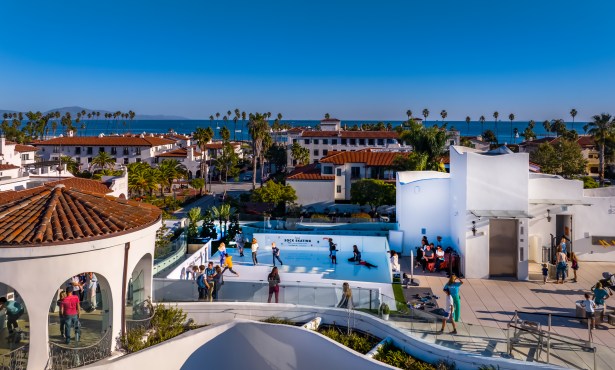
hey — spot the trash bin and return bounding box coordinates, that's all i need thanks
[575,300,587,318]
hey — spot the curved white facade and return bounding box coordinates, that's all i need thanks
[0,220,159,370]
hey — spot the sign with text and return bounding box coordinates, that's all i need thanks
[282,236,316,248]
[592,236,615,247]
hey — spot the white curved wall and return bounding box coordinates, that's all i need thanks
[0,220,159,370]
[84,320,393,370]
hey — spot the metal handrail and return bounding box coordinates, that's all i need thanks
[0,345,28,370]
[48,327,112,369]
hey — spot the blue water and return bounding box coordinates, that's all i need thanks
[71,119,586,144]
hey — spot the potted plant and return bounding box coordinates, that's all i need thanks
[380,303,390,321]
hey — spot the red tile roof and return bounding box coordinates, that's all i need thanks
[34,136,175,147]
[301,130,399,139]
[321,118,341,123]
[205,142,241,149]
[14,144,38,152]
[287,163,334,181]
[287,127,304,134]
[0,164,19,170]
[319,149,404,166]
[0,185,160,246]
[44,178,113,194]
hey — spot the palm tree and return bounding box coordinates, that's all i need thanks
[60,155,79,175]
[422,109,429,124]
[248,113,270,189]
[210,204,236,239]
[233,108,240,141]
[209,115,214,129]
[90,151,116,171]
[479,115,486,139]
[324,113,330,119]
[399,125,449,171]
[543,120,551,137]
[584,114,615,186]
[465,116,471,136]
[406,110,412,120]
[189,178,205,196]
[570,109,578,131]
[291,142,309,166]
[493,111,499,138]
[157,159,188,195]
[194,127,214,185]
[508,113,515,142]
[440,110,447,124]
[127,162,159,197]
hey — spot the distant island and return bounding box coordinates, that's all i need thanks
[0,106,191,120]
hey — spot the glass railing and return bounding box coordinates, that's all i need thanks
[153,278,380,310]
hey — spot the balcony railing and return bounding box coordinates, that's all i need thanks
[47,327,112,369]
[0,345,28,370]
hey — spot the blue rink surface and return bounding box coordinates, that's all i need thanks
[214,248,392,284]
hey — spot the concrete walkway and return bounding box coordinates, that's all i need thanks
[395,257,615,369]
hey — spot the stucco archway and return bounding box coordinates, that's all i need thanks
[0,283,29,367]
[127,253,153,321]
[47,272,113,347]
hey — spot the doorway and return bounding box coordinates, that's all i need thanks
[489,219,518,277]
[556,214,572,253]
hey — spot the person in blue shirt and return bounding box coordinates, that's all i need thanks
[444,275,463,322]
[592,282,611,321]
[0,297,25,334]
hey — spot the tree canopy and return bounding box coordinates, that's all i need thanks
[251,180,297,211]
[350,179,395,213]
[530,139,587,178]
[399,121,448,171]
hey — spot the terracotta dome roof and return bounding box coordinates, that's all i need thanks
[0,185,161,246]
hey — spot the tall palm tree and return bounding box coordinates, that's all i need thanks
[493,111,499,138]
[248,113,270,190]
[422,109,429,124]
[479,115,486,139]
[291,142,309,166]
[233,108,240,141]
[465,116,471,136]
[543,120,551,138]
[194,127,214,184]
[209,115,214,129]
[241,111,247,141]
[440,110,447,124]
[584,114,615,186]
[406,110,412,120]
[570,108,578,131]
[508,113,515,142]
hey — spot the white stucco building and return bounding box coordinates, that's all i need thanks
[396,145,615,280]
[0,183,161,369]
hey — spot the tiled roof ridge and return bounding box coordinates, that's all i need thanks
[32,186,62,242]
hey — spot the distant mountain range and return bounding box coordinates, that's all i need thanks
[0,106,191,120]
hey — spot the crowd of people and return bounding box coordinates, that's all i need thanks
[416,236,449,274]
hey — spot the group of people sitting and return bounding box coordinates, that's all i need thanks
[416,236,447,273]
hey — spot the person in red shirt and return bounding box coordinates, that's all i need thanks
[59,288,81,344]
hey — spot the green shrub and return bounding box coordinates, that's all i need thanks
[319,328,377,354]
[351,212,371,219]
[120,304,190,353]
[381,303,390,314]
[261,317,295,325]
[477,366,498,370]
[373,341,438,370]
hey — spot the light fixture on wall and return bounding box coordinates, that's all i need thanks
[472,221,477,236]
[546,209,552,223]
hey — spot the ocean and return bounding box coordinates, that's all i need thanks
[73,119,586,144]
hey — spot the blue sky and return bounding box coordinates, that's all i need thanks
[1,0,614,120]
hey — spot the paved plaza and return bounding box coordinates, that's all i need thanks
[395,257,615,369]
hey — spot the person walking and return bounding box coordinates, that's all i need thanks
[0,297,25,336]
[218,243,228,266]
[235,231,245,257]
[271,242,283,266]
[444,275,463,322]
[337,282,353,309]
[251,238,259,265]
[57,291,67,338]
[438,287,457,334]
[555,245,568,284]
[267,267,281,303]
[59,288,81,344]
[324,237,336,258]
[581,293,597,334]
